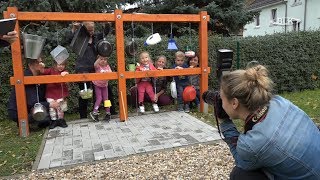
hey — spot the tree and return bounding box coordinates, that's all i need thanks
[125,0,255,36]
[0,0,122,54]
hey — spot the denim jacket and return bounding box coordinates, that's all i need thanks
[220,95,320,179]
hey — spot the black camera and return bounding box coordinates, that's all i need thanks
[203,49,233,119]
[202,90,229,119]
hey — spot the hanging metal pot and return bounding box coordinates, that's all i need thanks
[96,22,113,57]
[22,24,46,60]
[70,25,90,57]
[96,38,113,57]
[125,40,138,57]
[144,33,161,46]
[32,103,47,121]
[50,45,69,64]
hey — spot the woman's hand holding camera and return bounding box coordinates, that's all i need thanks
[202,90,230,120]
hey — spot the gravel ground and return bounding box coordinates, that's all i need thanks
[6,142,234,180]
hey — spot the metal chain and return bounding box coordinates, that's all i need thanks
[189,23,192,48]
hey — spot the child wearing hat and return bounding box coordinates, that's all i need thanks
[40,56,69,129]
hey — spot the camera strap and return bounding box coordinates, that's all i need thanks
[244,105,269,134]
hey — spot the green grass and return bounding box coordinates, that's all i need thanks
[281,89,320,124]
[0,88,319,177]
[0,120,45,176]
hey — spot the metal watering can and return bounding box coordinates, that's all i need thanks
[32,103,47,121]
[22,24,46,59]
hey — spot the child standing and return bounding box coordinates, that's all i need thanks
[172,51,190,112]
[188,53,200,110]
[41,59,69,129]
[90,55,112,122]
[135,51,159,113]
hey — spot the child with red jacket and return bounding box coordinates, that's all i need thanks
[135,51,159,113]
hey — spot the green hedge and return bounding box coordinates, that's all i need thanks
[1,31,319,119]
[207,31,320,92]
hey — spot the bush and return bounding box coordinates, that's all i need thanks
[207,31,320,92]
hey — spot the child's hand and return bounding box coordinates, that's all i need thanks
[61,72,69,76]
[157,67,163,70]
[189,65,194,68]
[154,94,159,102]
[175,66,183,69]
[39,62,45,68]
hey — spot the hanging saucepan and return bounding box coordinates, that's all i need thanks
[125,39,138,57]
[32,103,48,121]
[96,38,113,57]
[21,23,46,60]
[96,22,113,57]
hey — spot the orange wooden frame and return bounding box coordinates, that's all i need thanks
[4,7,210,137]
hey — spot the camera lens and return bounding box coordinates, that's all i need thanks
[202,90,216,105]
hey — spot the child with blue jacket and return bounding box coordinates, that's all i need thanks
[172,51,190,112]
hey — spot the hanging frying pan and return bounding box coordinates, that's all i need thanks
[96,23,113,57]
[125,22,138,57]
[125,40,138,56]
[96,39,113,57]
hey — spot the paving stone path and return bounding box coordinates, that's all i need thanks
[37,111,220,170]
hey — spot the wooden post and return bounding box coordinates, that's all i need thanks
[199,11,209,113]
[5,7,29,137]
[114,10,128,121]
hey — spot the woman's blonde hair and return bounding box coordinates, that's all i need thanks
[220,65,275,111]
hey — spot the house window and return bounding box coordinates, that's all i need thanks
[271,9,277,22]
[255,14,260,26]
[293,20,300,31]
[293,21,297,31]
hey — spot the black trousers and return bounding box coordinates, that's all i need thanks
[78,82,117,119]
[230,166,269,180]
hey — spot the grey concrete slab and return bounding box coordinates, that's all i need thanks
[36,111,220,170]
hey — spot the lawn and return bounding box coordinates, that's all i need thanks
[0,88,319,177]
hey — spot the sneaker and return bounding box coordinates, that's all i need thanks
[49,120,58,129]
[103,112,111,122]
[58,119,68,128]
[139,105,145,113]
[90,111,100,122]
[152,103,159,112]
[184,104,190,113]
[177,104,184,112]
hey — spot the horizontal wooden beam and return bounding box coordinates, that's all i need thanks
[124,68,208,78]
[10,68,210,85]
[7,12,206,23]
[10,72,118,85]
[122,14,201,22]
[15,12,115,21]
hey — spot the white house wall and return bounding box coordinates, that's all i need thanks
[305,0,320,31]
[243,4,286,37]
[243,0,320,37]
